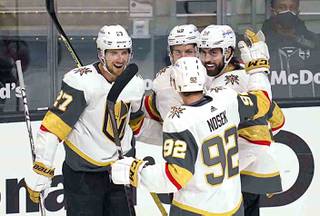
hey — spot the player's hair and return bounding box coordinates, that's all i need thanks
[229,57,243,70]
[169,43,197,53]
[271,0,299,8]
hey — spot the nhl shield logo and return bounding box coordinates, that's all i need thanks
[103,101,129,142]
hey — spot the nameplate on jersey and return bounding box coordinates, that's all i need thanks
[103,101,130,142]
[207,110,228,132]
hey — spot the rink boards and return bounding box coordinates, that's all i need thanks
[0,107,319,216]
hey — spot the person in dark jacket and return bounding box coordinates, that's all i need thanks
[262,0,320,100]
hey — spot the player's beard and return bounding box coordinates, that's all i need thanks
[204,61,225,77]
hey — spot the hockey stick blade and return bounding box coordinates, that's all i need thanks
[107,63,139,103]
[45,0,83,67]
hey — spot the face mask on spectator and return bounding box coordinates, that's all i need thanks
[273,10,299,29]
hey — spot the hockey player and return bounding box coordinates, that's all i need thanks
[129,24,201,205]
[132,24,200,141]
[111,56,272,216]
[24,25,145,216]
[198,25,285,215]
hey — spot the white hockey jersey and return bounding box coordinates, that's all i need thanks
[205,69,250,94]
[135,66,182,145]
[41,62,145,171]
[145,66,182,120]
[206,67,284,194]
[206,69,274,145]
[140,87,271,215]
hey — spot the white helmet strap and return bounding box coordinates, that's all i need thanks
[97,50,114,78]
[218,48,234,77]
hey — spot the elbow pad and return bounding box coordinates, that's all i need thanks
[34,127,60,168]
[140,163,178,193]
[247,72,272,100]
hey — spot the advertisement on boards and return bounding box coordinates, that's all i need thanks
[0,107,319,215]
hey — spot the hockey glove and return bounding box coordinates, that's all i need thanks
[24,161,54,203]
[111,157,149,187]
[238,29,270,74]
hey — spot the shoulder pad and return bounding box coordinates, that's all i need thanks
[63,65,96,91]
[207,86,237,97]
[155,66,170,78]
[153,66,173,92]
[224,68,246,74]
[163,105,190,133]
[167,105,186,120]
[207,85,228,94]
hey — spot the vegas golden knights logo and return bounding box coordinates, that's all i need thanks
[103,101,130,142]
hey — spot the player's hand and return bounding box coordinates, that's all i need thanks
[238,29,270,74]
[24,162,54,203]
[111,157,149,187]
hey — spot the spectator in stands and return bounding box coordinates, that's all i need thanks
[261,0,320,99]
[0,38,30,112]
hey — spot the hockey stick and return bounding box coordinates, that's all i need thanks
[142,158,168,216]
[16,60,46,216]
[45,0,82,67]
[107,64,168,216]
[45,2,136,212]
[45,0,166,213]
[107,63,139,216]
[107,64,138,160]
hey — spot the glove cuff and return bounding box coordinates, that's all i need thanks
[26,186,41,203]
[129,159,145,187]
[33,161,55,178]
[245,58,270,74]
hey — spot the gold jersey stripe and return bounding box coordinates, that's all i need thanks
[238,125,272,143]
[129,115,144,134]
[172,196,242,216]
[167,164,192,188]
[64,139,114,167]
[145,95,162,122]
[270,103,285,130]
[224,64,237,73]
[240,170,280,178]
[251,90,270,120]
[42,111,72,140]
